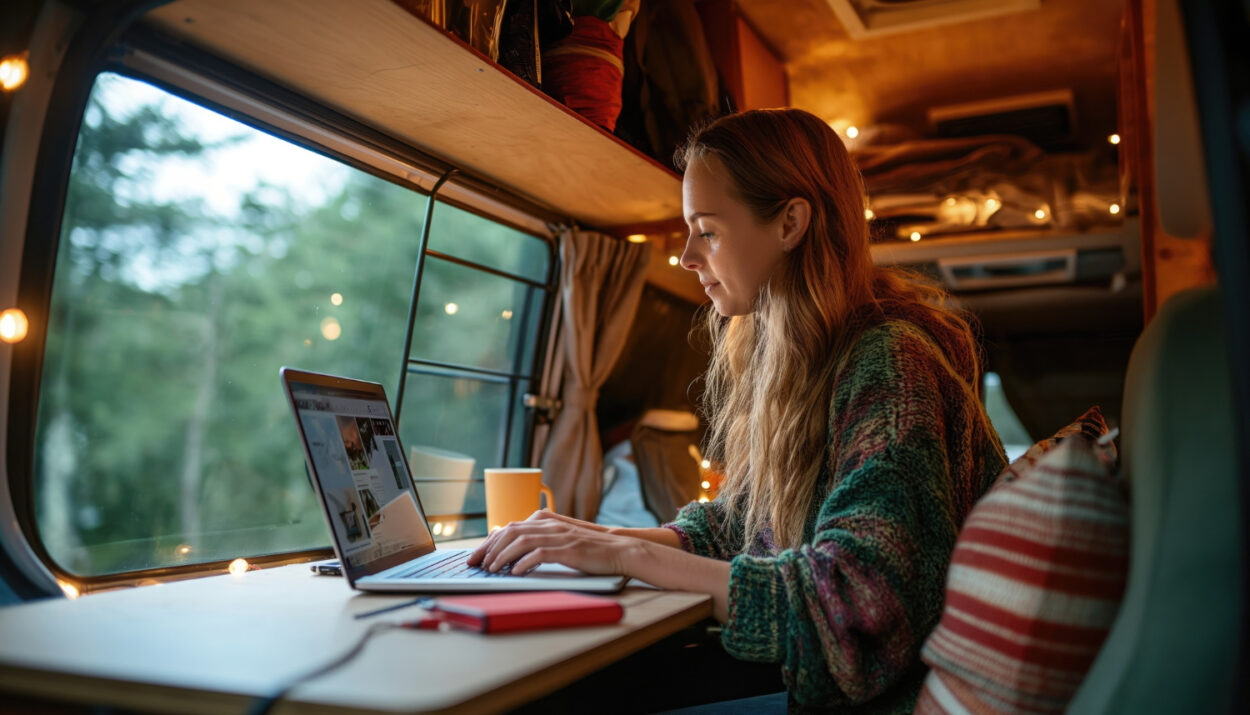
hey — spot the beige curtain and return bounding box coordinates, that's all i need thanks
[542,230,650,520]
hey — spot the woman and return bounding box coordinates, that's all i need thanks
[468,108,1007,712]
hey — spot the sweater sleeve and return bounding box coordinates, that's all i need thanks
[720,324,965,707]
[663,496,743,561]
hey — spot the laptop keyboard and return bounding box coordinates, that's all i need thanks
[387,550,514,580]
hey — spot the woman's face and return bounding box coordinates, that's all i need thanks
[680,155,790,316]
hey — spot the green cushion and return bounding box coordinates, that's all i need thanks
[1068,286,1242,713]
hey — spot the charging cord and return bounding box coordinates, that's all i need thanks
[247,622,402,715]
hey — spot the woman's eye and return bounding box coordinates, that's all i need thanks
[699,232,714,240]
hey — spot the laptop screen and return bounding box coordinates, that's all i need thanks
[284,370,435,581]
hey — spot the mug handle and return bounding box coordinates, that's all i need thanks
[539,484,555,513]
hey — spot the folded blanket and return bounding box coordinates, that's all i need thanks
[854,135,1044,193]
[543,15,624,130]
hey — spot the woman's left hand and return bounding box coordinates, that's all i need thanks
[469,512,645,576]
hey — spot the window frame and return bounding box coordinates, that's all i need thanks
[397,243,558,468]
[8,23,563,590]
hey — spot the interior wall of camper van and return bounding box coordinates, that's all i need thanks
[0,0,1246,710]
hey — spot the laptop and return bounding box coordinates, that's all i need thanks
[280,367,627,593]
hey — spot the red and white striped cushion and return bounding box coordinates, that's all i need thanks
[916,429,1127,714]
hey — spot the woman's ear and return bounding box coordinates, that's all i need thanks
[780,197,811,252]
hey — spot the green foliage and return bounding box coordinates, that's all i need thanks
[34,73,549,575]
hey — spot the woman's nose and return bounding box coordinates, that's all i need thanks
[679,237,701,271]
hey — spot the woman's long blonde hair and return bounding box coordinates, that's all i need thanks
[677,109,984,551]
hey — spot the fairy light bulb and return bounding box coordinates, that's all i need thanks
[57,579,80,599]
[0,53,29,92]
[0,308,29,343]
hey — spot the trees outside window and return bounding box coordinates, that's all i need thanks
[34,73,549,576]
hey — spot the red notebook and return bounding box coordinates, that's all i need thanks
[420,591,624,633]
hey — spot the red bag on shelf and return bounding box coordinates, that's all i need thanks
[542,15,625,131]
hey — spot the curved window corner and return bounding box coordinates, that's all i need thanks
[983,371,1032,462]
[33,71,551,577]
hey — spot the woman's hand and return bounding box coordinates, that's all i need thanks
[466,510,644,576]
[465,510,733,621]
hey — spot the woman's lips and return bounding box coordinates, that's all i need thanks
[702,281,720,293]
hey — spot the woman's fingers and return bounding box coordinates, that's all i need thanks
[480,519,566,570]
[466,533,493,565]
[487,532,554,572]
[477,524,521,569]
[510,545,560,575]
[466,525,508,565]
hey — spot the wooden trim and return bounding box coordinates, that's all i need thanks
[1123,0,1157,323]
[605,218,689,241]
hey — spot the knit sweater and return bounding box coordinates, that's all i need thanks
[665,318,1007,713]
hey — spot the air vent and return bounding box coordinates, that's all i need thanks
[826,0,1041,39]
[928,89,1077,147]
[938,249,1076,291]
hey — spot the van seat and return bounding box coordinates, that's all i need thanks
[1068,285,1243,712]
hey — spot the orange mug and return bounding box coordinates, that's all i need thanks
[483,468,554,532]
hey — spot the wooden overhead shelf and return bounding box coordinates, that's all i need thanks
[145,0,683,228]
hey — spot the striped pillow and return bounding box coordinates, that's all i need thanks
[916,430,1127,714]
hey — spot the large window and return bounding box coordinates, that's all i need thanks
[33,72,551,576]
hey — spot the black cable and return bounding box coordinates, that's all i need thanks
[246,622,401,715]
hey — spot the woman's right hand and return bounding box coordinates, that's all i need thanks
[465,509,607,568]
[465,510,642,575]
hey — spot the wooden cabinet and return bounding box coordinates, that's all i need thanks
[697,0,789,111]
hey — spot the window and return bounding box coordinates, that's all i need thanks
[33,72,551,576]
[396,201,553,540]
[983,371,1032,462]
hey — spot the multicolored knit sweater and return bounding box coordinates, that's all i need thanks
[666,317,1007,713]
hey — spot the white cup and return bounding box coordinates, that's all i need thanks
[408,445,475,480]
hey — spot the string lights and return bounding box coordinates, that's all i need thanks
[0,308,29,343]
[0,53,29,92]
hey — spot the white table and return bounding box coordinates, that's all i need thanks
[0,553,711,714]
